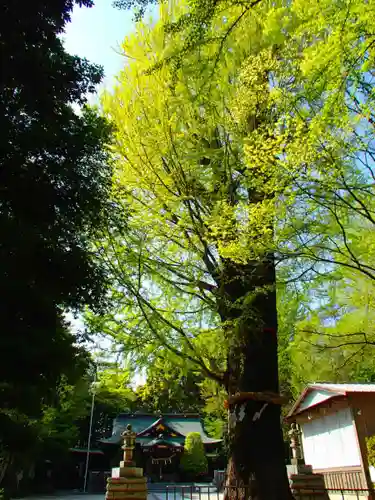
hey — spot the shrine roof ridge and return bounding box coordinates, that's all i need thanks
[99,412,222,446]
[116,413,202,418]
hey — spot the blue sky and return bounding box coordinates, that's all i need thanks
[62,0,136,100]
[62,0,129,349]
[62,0,134,336]
[62,1,146,384]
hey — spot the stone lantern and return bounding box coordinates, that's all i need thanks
[106,424,147,500]
[287,423,329,500]
[121,424,137,466]
[288,423,303,465]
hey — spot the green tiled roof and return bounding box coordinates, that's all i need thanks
[100,414,155,445]
[163,416,221,444]
[99,413,221,446]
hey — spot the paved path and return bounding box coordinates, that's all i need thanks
[22,488,223,500]
[21,489,369,500]
[24,495,104,500]
[149,490,223,500]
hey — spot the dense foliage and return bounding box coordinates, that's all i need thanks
[283,273,375,396]
[135,357,205,413]
[41,363,135,456]
[96,0,375,382]
[0,0,113,490]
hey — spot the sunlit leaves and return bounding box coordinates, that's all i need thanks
[95,0,375,400]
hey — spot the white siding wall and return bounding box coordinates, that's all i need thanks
[301,407,361,469]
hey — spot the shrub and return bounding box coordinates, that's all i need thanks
[180,432,208,477]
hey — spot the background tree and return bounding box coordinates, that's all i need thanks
[0,361,136,495]
[135,357,204,414]
[199,378,227,439]
[0,321,91,494]
[283,271,375,396]
[69,362,136,452]
[366,436,375,469]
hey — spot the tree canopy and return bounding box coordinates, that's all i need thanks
[92,0,374,389]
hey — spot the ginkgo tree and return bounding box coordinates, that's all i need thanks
[88,4,291,497]
[89,0,375,498]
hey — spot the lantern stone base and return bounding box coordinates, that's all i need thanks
[287,464,313,476]
[287,465,329,500]
[119,461,138,468]
[106,468,147,500]
[112,467,144,478]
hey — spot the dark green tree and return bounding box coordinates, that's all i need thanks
[40,364,135,458]
[0,0,113,479]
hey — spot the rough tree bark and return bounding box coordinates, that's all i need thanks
[219,258,293,500]
[0,452,12,485]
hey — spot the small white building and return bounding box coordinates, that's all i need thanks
[286,383,375,491]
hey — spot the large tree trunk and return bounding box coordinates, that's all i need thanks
[220,257,293,500]
[0,452,12,486]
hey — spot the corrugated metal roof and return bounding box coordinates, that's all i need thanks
[309,383,375,393]
[286,383,375,420]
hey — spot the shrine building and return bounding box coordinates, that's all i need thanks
[286,383,375,491]
[99,413,222,482]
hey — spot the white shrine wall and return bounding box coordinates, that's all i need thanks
[301,407,361,470]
